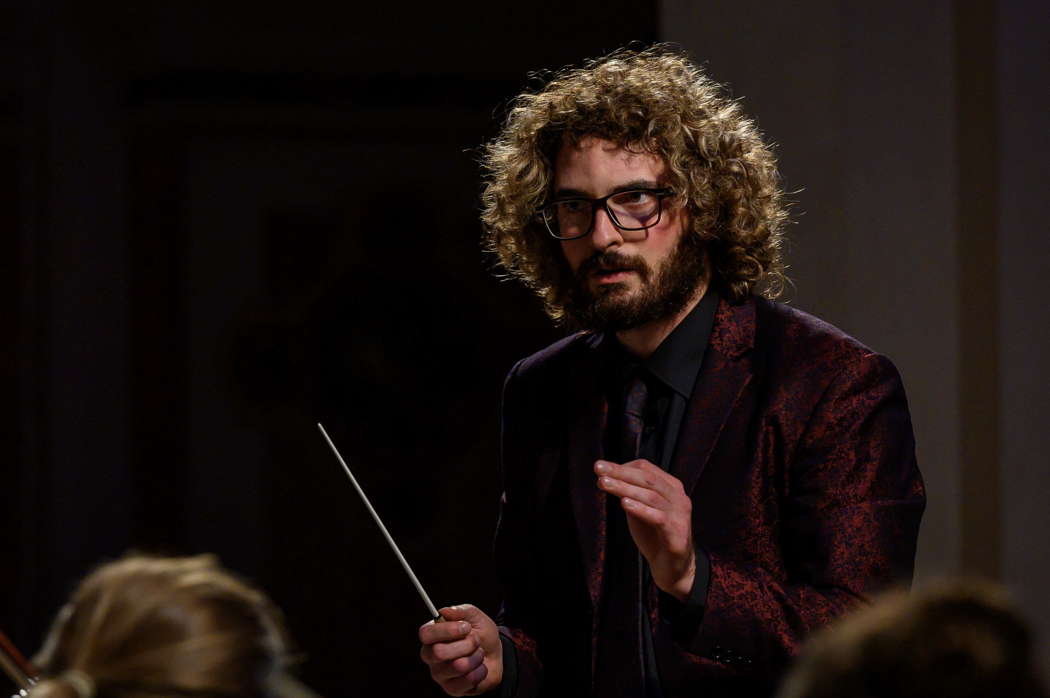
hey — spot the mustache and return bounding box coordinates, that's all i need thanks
[575,251,650,281]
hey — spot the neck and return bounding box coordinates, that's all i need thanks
[615,280,709,359]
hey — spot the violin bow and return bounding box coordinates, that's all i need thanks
[0,626,36,692]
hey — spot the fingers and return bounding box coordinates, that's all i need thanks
[597,473,668,509]
[594,459,685,503]
[419,614,477,669]
[419,618,472,645]
[442,661,489,696]
[419,605,502,696]
[594,459,693,539]
[420,629,484,695]
[620,495,667,525]
[429,646,485,681]
[419,606,494,695]
[438,604,482,623]
[451,647,486,677]
[421,633,479,666]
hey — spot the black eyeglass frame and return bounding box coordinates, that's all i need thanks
[538,187,676,241]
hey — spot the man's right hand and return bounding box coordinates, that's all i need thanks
[419,604,503,696]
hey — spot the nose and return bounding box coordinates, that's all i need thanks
[589,207,624,251]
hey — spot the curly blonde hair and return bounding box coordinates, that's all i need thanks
[481,44,788,322]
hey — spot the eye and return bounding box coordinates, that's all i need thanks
[613,190,656,206]
[557,200,588,214]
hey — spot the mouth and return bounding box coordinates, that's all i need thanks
[591,268,636,284]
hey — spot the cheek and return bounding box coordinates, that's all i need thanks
[560,240,589,272]
[651,214,688,255]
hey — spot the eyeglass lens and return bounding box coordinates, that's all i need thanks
[545,190,663,239]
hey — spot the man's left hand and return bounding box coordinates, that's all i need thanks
[595,459,696,601]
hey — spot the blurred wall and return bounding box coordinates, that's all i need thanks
[999,0,1050,673]
[4,2,655,695]
[664,0,1050,670]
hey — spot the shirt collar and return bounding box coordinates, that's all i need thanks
[642,288,720,398]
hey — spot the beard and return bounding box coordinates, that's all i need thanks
[561,231,708,332]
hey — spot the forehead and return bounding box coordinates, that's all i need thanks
[552,135,666,193]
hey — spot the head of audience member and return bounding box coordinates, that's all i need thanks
[481,43,788,329]
[29,554,311,698]
[777,581,1047,698]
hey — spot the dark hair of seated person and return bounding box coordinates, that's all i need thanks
[28,554,318,698]
[777,580,1048,698]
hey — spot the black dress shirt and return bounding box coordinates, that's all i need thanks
[602,289,719,696]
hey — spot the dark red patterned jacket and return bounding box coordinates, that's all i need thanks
[494,296,926,697]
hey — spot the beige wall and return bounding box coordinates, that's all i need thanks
[661,0,960,577]
[663,0,1049,670]
[999,0,1050,672]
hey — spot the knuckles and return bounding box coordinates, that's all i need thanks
[468,662,489,684]
[451,649,483,675]
[432,635,478,662]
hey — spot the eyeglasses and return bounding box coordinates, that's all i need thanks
[539,188,675,241]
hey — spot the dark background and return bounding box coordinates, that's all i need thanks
[3,1,1049,695]
[1,2,651,695]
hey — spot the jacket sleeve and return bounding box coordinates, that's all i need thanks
[676,351,926,670]
[491,359,544,697]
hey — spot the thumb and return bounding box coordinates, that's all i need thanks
[438,604,482,623]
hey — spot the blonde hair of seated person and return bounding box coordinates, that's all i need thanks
[28,554,310,698]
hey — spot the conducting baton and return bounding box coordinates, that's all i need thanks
[317,423,444,623]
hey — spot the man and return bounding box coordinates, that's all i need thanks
[418,45,925,698]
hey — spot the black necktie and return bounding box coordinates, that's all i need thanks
[620,373,648,464]
[595,372,648,697]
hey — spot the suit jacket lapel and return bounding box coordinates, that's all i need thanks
[671,298,756,495]
[563,335,609,613]
[559,298,756,612]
